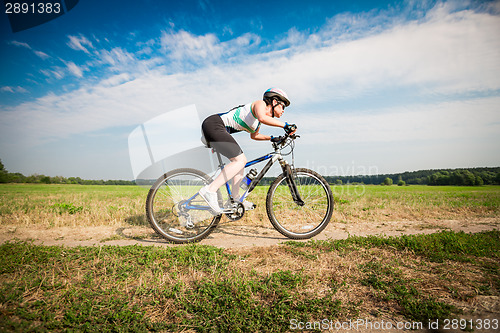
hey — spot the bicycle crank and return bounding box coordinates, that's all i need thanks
[223,201,245,221]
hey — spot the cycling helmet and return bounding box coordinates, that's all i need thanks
[263,87,290,107]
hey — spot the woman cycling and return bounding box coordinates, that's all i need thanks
[199,87,297,214]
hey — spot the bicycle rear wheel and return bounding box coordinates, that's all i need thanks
[146,168,221,243]
[266,168,333,239]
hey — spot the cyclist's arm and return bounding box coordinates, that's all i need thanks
[250,130,270,141]
[252,100,286,128]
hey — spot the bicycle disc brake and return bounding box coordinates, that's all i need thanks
[224,201,245,221]
[184,215,194,229]
[172,201,195,229]
[172,200,187,217]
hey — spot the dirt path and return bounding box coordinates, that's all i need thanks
[2,217,498,248]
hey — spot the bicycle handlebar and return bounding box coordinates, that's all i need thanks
[271,132,300,149]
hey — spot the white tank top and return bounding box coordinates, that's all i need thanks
[218,103,260,134]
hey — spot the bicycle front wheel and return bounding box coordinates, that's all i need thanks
[266,168,333,239]
[146,168,221,244]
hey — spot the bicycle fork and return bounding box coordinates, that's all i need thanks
[280,159,305,206]
[247,154,305,207]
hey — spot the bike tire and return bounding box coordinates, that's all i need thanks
[145,168,221,244]
[266,168,333,239]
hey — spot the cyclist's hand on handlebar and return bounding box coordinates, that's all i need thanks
[284,123,297,135]
[271,135,284,143]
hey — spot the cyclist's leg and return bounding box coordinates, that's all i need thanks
[230,158,245,196]
[201,115,246,193]
[208,153,246,192]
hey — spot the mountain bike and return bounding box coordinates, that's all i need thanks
[145,132,334,243]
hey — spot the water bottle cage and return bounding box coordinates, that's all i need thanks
[241,169,257,190]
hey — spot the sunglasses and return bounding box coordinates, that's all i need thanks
[275,100,286,110]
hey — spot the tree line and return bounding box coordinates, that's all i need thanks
[324,167,500,186]
[1,159,499,186]
[0,160,135,185]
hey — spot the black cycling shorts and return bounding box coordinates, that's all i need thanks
[201,114,243,159]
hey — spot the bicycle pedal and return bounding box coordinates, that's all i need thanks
[242,202,256,211]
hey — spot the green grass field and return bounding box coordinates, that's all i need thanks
[1,184,499,228]
[1,231,498,331]
[0,184,499,331]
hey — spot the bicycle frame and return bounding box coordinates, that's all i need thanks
[216,151,280,202]
[180,135,303,214]
[146,132,334,243]
[179,152,279,212]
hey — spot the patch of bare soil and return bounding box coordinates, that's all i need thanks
[1,217,498,248]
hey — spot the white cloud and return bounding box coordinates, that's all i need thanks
[10,40,51,60]
[34,50,50,60]
[99,73,132,87]
[294,97,500,145]
[52,68,65,80]
[161,30,222,61]
[0,86,15,93]
[97,47,136,70]
[1,86,28,93]
[277,28,307,48]
[10,40,31,49]
[281,7,500,102]
[1,1,499,170]
[160,30,261,66]
[67,35,94,54]
[65,61,84,78]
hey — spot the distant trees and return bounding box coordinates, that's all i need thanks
[323,167,500,186]
[1,157,499,187]
[0,160,7,183]
[428,169,486,186]
[0,159,135,185]
[381,177,405,186]
[382,177,393,186]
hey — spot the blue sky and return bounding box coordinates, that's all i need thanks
[1,0,499,180]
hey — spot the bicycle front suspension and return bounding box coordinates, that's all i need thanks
[282,163,305,206]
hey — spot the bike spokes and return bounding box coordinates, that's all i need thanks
[146,169,221,243]
[266,168,333,239]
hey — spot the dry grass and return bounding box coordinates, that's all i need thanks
[0,184,148,228]
[1,184,499,249]
[1,184,498,230]
[1,231,498,331]
[331,185,500,224]
[1,183,499,331]
[224,237,499,324]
